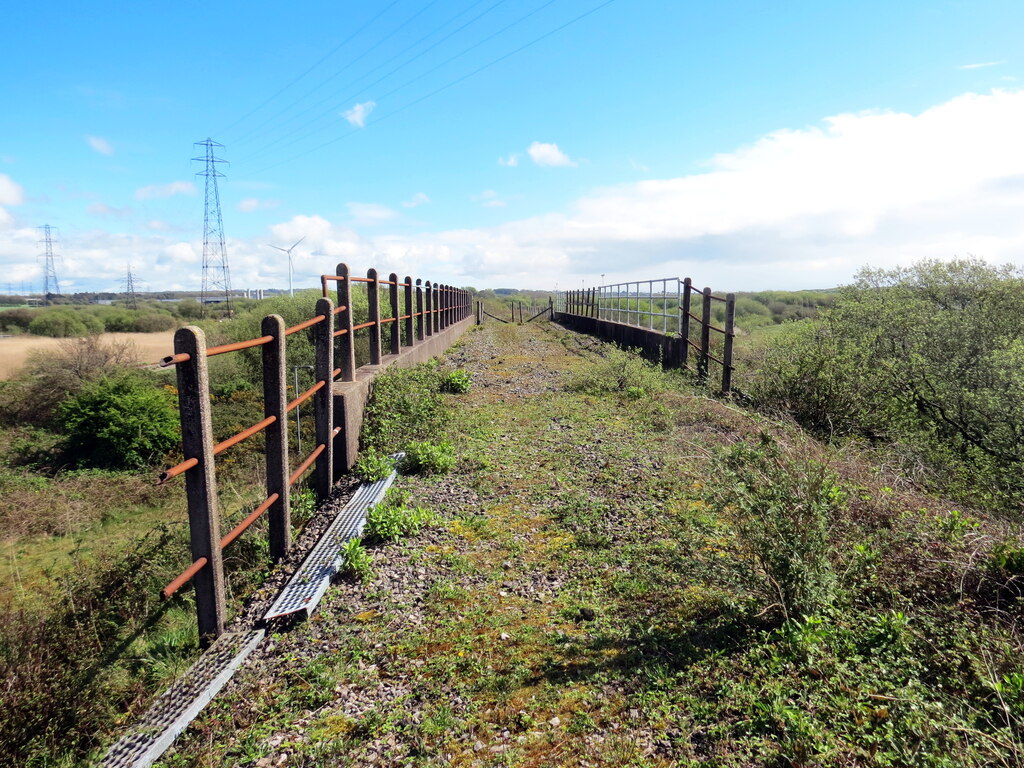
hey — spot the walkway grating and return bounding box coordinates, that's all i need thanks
[100,629,264,768]
[262,456,401,622]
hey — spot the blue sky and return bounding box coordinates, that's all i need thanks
[3,0,1024,293]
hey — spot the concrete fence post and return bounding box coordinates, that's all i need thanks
[174,326,225,644]
[698,286,712,383]
[476,300,481,325]
[388,272,400,356]
[433,283,440,334]
[314,297,335,502]
[261,314,291,562]
[367,268,382,366]
[722,293,736,394]
[424,281,433,337]
[403,275,413,347]
[335,263,355,382]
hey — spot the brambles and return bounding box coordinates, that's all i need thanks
[402,440,456,475]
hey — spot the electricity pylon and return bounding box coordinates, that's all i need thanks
[193,139,231,316]
[37,224,62,304]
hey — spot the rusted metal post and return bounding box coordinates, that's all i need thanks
[403,275,413,347]
[367,268,381,365]
[722,292,736,394]
[415,279,424,340]
[388,272,400,355]
[335,263,355,382]
[174,326,225,644]
[314,297,335,502]
[699,286,712,383]
[262,314,291,562]
[681,277,692,367]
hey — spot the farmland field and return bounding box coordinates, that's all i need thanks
[0,331,177,379]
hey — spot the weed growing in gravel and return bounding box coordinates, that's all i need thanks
[402,440,456,475]
[290,487,317,528]
[565,345,666,397]
[340,538,373,581]
[353,447,394,483]
[365,489,434,542]
[440,369,472,393]
[360,363,446,455]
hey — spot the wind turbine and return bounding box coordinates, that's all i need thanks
[267,236,305,297]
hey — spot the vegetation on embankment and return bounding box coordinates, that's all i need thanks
[155,321,1023,767]
[742,258,1024,517]
[0,291,343,766]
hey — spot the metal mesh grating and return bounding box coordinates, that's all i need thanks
[262,456,402,622]
[100,629,264,768]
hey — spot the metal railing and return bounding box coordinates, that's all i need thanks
[555,277,736,393]
[157,263,471,642]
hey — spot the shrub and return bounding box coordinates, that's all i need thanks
[402,440,456,475]
[566,346,666,396]
[58,373,179,470]
[28,309,103,338]
[440,369,472,393]
[707,434,840,620]
[361,363,446,454]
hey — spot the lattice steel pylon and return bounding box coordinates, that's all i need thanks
[37,224,62,305]
[122,262,139,310]
[193,139,232,316]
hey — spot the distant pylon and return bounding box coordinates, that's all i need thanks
[122,263,139,310]
[37,224,62,305]
[193,138,231,316]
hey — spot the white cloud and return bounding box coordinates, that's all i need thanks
[146,220,170,231]
[87,202,131,217]
[237,197,280,213]
[527,142,576,167]
[135,181,196,200]
[498,154,520,167]
[958,61,1003,70]
[346,202,398,226]
[9,89,1024,293]
[0,174,23,206]
[343,101,376,128]
[401,192,430,208]
[473,189,507,208]
[85,135,114,156]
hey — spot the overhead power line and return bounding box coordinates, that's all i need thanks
[246,0,619,176]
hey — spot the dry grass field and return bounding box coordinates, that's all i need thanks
[0,331,177,379]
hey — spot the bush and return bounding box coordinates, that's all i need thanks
[707,434,840,620]
[440,369,472,393]
[28,308,103,338]
[402,440,456,475]
[361,363,446,454]
[58,373,179,470]
[340,538,373,581]
[566,346,666,396]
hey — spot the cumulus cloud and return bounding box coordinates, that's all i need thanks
[8,89,1024,293]
[343,101,376,128]
[135,181,196,200]
[0,174,23,206]
[401,192,430,208]
[498,154,520,167]
[527,142,576,167]
[86,135,114,156]
[87,202,131,217]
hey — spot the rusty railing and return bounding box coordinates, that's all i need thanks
[158,263,471,642]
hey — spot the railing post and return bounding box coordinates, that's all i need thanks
[174,326,225,644]
[403,275,413,347]
[335,263,355,382]
[314,297,335,502]
[388,272,400,355]
[261,314,291,562]
[476,300,481,325]
[681,277,692,367]
[722,292,736,394]
[432,283,439,334]
[417,279,426,339]
[699,286,712,383]
[367,268,382,365]
[424,281,433,336]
